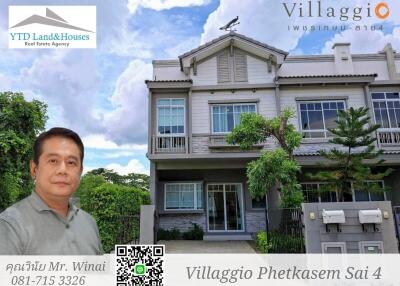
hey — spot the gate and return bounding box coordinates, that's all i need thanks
[267,208,305,253]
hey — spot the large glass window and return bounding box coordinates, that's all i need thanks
[299,100,345,138]
[212,104,256,133]
[165,182,203,210]
[301,181,386,203]
[372,92,400,129]
[157,99,185,135]
[354,181,385,202]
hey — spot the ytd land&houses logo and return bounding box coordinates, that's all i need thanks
[9,6,96,48]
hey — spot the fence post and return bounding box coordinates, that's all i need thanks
[139,205,155,244]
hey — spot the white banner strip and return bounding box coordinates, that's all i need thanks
[1,254,400,286]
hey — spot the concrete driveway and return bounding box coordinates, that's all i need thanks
[158,240,257,253]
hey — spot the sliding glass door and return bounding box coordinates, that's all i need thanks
[207,184,244,232]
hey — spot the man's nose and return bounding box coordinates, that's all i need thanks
[56,161,67,174]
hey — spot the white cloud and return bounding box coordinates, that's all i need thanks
[322,27,400,54]
[165,36,200,58]
[103,59,152,145]
[127,0,211,14]
[201,0,400,53]
[106,159,149,175]
[19,49,101,134]
[83,134,147,151]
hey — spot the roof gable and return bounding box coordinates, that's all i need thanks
[178,32,288,72]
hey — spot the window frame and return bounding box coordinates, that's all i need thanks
[156,98,186,137]
[164,182,203,211]
[297,100,346,139]
[210,103,257,134]
[301,180,386,203]
[353,180,387,202]
[371,92,400,130]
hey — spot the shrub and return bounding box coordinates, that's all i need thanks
[268,231,304,253]
[255,231,271,253]
[182,223,203,240]
[77,179,151,253]
[157,228,181,240]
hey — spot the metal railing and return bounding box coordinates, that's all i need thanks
[152,135,186,153]
[377,129,400,146]
[266,208,305,253]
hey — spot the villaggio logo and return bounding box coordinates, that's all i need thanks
[9,6,96,48]
[282,0,391,32]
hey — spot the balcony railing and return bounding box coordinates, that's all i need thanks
[377,129,400,146]
[152,135,186,153]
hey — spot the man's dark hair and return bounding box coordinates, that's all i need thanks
[33,127,84,165]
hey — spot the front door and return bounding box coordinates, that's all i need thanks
[207,183,244,232]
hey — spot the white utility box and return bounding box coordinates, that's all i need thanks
[322,209,346,224]
[359,209,382,224]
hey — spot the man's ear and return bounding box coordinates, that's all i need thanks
[30,160,37,179]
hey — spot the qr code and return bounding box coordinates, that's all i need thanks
[115,245,164,286]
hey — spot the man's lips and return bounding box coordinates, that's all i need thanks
[53,182,70,186]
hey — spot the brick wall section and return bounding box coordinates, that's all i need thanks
[192,136,209,153]
[246,211,266,234]
[159,213,206,231]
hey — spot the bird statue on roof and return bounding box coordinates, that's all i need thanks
[219,16,240,32]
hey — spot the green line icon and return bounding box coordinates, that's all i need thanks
[135,264,145,275]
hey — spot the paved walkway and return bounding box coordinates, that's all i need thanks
[158,240,257,253]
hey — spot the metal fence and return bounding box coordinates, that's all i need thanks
[266,208,305,253]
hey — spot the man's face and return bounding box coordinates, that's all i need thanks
[30,136,83,200]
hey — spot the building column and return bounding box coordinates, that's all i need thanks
[187,89,192,154]
[148,91,152,155]
[274,83,281,116]
[363,84,375,122]
[150,161,157,205]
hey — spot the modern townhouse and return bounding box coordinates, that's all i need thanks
[145,32,400,241]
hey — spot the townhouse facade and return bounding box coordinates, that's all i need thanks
[145,32,400,240]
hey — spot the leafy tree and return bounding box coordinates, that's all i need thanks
[0,92,47,210]
[309,107,392,201]
[226,108,303,207]
[87,168,149,191]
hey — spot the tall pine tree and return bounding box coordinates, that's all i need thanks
[310,107,392,201]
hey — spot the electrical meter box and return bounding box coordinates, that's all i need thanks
[358,209,382,224]
[322,209,346,224]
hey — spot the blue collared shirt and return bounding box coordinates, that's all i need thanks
[0,191,103,255]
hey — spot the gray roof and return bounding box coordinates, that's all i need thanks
[294,149,400,156]
[178,31,288,60]
[278,74,377,79]
[144,79,193,83]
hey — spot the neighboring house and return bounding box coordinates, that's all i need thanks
[145,32,400,240]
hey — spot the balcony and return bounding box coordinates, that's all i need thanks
[152,136,187,154]
[377,129,400,147]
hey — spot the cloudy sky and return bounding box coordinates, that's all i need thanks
[1,0,399,175]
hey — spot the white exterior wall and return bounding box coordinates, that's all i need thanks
[353,60,390,80]
[247,55,275,83]
[279,61,335,76]
[280,86,365,129]
[191,57,218,86]
[396,60,400,73]
[191,90,277,134]
[154,65,187,80]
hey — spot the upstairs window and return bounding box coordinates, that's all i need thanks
[299,100,345,138]
[371,92,400,129]
[157,99,185,135]
[212,104,256,133]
